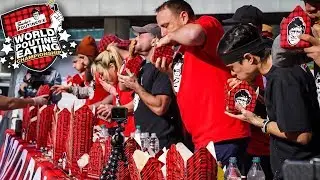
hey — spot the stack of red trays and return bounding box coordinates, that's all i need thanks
[117,161,131,180]
[36,105,54,149]
[124,137,141,157]
[140,157,164,180]
[186,148,217,180]
[128,155,141,180]
[26,106,38,143]
[53,108,71,164]
[166,144,185,180]
[22,105,30,136]
[68,105,94,175]
[155,149,164,159]
[116,138,140,180]
[87,142,105,179]
[103,136,112,164]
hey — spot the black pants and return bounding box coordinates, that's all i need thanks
[214,138,249,168]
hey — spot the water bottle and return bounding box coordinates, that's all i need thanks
[247,157,265,180]
[145,133,150,150]
[140,132,150,151]
[134,125,141,146]
[140,132,146,151]
[135,125,141,137]
[149,133,160,154]
[224,157,242,180]
[101,125,109,138]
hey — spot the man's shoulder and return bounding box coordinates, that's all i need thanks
[195,15,222,28]
[196,15,218,23]
[267,65,309,86]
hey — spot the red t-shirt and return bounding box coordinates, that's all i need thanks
[247,75,270,155]
[177,16,250,149]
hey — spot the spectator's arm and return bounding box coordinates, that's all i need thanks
[69,86,92,99]
[265,121,312,145]
[0,96,35,110]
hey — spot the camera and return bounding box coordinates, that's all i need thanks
[111,106,128,123]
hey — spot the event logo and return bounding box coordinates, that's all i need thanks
[287,17,306,46]
[0,0,77,72]
[234,89,252,109]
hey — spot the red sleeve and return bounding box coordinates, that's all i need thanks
[195,16,224,58]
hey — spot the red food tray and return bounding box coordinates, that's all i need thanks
[280,5,311,49]
[121,56,143,76]
[225,81,258,113]
[166,144,185,180]
[152,45,174,65]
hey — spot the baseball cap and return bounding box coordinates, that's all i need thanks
[223,5,264,28]
[98,34,131,53]
[131,23,161,38]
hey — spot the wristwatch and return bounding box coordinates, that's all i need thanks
[261,117,271,133]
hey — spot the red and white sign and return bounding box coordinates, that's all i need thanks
[0,130,67,179]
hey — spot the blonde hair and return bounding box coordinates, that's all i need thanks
[91,45,123,75]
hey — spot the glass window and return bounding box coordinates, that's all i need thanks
[67,28,104,42]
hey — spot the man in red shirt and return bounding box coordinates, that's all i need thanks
[223,5,272,178]
[154,0,250,166]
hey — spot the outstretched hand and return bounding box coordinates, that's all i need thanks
[51,85,70,95]
[225,103,264,128]
[32,95,49,106]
